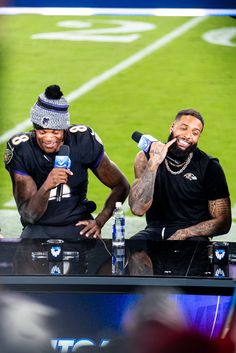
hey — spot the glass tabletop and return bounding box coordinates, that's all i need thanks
[0,238,235,279]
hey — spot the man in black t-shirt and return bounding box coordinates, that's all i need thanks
[4,85,129,239]
[128,109,231,241]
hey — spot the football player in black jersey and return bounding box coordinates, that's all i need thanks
[4,85,129,239]
[129,109,231,241]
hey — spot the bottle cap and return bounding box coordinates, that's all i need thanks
[115,202,122,208]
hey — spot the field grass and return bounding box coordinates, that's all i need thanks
[0,14,236,234]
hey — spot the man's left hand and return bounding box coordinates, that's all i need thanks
[168,229,188,240]
[76,219,101,238]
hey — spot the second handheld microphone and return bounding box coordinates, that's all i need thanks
[131,131,158,156]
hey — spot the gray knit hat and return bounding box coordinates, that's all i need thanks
[30,85,70,130]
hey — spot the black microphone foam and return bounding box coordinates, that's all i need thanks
[131,131,142,143]
[58,144,70,156]
[81,200,97,214]
[131,131,158,159]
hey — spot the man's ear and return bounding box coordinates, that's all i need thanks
[170,122,175,133]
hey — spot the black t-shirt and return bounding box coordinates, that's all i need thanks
[203,158,229,200]
[146,148,229,227]
[4,125,104,227]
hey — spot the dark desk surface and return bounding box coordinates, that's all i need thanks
[0,238,235,293]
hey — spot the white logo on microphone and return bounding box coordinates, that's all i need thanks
[51,246,62,258]
[215,249,225,260]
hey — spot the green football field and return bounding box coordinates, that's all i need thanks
[0,14,235,236]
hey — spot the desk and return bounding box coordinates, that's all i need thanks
[0,238,235,292]
[0,238,235,352]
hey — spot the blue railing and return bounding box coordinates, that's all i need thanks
[6,0,236,9]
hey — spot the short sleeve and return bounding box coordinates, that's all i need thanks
[204,159,230,200]
[4,134,30,175]
[67,125,104,170]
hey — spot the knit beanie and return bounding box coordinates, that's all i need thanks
[30,85,70,130]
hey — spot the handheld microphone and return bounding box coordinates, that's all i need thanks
[54,145,71,202]
[131,131,158,156]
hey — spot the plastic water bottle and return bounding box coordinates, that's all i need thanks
[112,245,125,275]
[112,202,125,246]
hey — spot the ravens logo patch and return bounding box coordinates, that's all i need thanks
[4,148,13,165]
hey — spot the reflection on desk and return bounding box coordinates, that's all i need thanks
[0,238,235,279]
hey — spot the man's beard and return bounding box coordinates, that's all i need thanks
[167,132,197,159]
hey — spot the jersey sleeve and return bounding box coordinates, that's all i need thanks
[4,133,30,175]
[68,125,104,170]
[204,159,230,200]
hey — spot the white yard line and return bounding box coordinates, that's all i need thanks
[66,17,206,102]
[0,16,206,145]
[0,119,32,145]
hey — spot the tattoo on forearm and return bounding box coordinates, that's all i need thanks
[133,170,156,202]
[209,198,231,217]
[129,152,160,214]
[129,166,157,213]
[186,221,219,236]
[181,198,231,238]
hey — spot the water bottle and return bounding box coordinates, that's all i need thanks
[112,202,125,246]
[112,245,125,275]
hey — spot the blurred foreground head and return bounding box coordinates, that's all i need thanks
[0,291,57,353]
[122,288,187,334]
[122,288,234,353]
[131,320,234,353]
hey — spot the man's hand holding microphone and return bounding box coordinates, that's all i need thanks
[43,145,73,201]
[132,131,176,168]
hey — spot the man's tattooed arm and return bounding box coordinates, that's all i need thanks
[129,139,177,216]
[168,198,232,240]
[128,152,157,216]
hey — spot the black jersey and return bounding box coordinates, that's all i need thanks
[146,148,230,227]
[4,125,104,227]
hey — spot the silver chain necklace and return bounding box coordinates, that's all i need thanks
[167,159,186,167]
[165,152,193,175]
